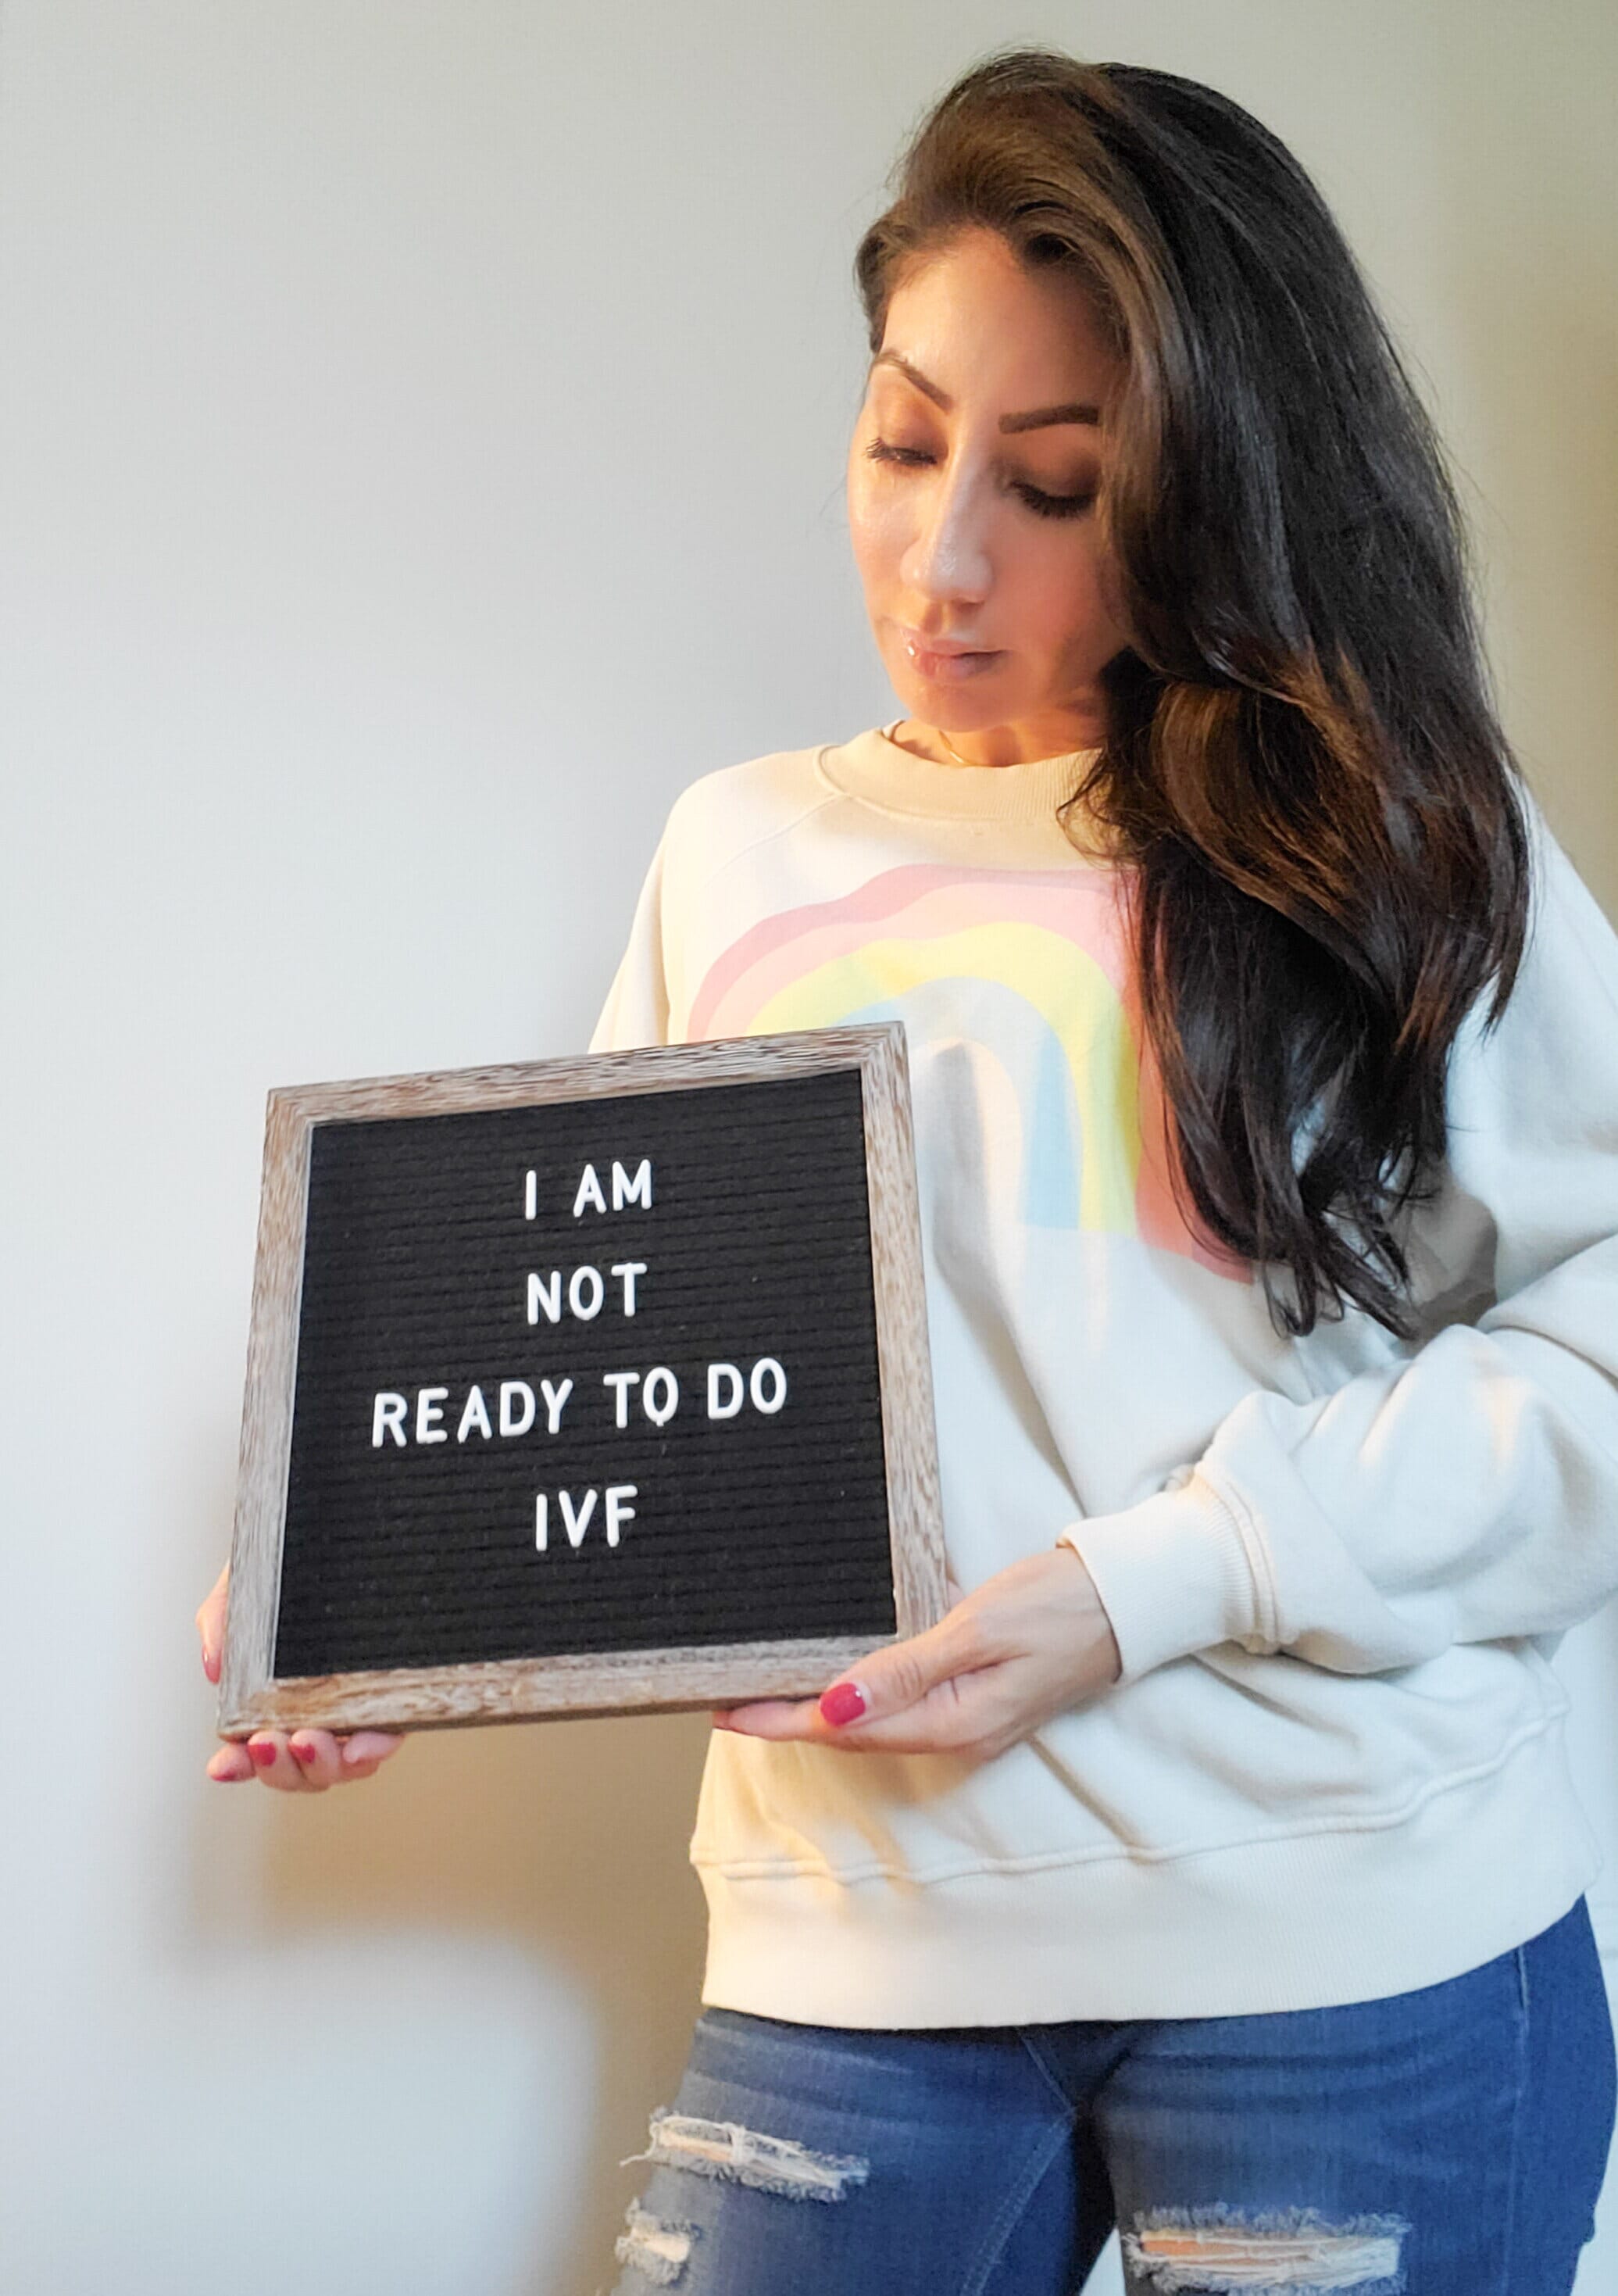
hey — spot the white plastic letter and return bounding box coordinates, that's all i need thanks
[707,1363,744,1420]
[527,1270,562,1325]
[605,1485,638,1546]
[749,1358,788,1414]
[612,1157,652,1210]
[559,1488,598,1549]
[416,1387,449,1443]
[573,1163,607,1217]
[611,1261,647,1314]
[372,1392,409,1448]
[569,1264,604,1320]
[642,1366,679,1427]
[456,1386,493,1443]
[602,1370,640,1428]
[499,1380,537,1437]
[540,1375,573,1432]
[524,1169,538,1221]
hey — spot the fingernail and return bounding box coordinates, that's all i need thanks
[819,1680,867,1727]
[248,1740,277,1768]
[289,1739,316,1763]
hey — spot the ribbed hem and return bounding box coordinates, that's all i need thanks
[694,1708,1602,2026]
[816,721,1116,835]
[1056,1471,1269,1686]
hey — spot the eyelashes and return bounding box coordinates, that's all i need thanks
[862,437,1097,522]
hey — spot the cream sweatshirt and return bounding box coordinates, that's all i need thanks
[586,719,1618,2026]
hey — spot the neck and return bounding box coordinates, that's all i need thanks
[890,716,1104,768]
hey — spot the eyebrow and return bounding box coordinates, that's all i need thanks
[869,349,1102,431]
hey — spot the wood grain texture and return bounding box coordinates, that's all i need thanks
[217,1023,948,1736]
[859,1025,949,1644]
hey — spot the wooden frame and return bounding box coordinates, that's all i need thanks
[218,1021,946,1736]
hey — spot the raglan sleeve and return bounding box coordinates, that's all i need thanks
[1058,786,1618,1688]
[586,813,677,1056]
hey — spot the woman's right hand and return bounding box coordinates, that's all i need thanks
[197,1558,406,1790]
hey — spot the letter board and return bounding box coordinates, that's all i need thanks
[217,1022,947,1736]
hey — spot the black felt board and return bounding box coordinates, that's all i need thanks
[273,1067,898,1675]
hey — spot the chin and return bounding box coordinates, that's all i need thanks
[888,671,1014,728]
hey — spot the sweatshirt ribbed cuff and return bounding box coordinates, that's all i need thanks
[1056,1471,1265,1686]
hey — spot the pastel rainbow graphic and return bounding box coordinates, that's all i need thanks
[688,863,1249,1279]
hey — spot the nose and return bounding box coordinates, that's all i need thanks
[898,459,992,612]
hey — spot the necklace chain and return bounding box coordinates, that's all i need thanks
[885,719,1097,768]
[933,725,1091,767]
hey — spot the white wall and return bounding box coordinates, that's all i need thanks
[3,5,1614,2291]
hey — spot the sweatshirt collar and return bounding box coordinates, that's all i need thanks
[820,721,1108,830]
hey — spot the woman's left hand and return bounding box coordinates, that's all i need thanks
[710,1545,1123,1759]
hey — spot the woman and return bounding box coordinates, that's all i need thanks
[197,48,1618,2291]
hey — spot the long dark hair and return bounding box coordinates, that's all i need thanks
[854,48,1534,1341]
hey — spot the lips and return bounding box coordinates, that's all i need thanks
[897,627,1003,683]
[897,625,993,658]
[895,624,982,652]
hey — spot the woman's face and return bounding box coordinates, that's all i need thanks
[846,227,1130,761]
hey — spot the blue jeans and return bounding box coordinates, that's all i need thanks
[607,1894,1615,2294]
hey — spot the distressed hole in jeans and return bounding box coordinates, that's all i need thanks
[614,2198,701,2287]
[619,2107,870,2203]
[1121,2201,1411,2294]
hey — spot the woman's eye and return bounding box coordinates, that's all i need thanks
[1014,481,1097,521]
[865,438,930,468]
[863,437,1095,521]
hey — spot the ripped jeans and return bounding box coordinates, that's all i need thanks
[605,1893,1615,2294]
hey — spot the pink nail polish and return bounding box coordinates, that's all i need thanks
[248,1740,276,1767]
[290,1740,316,1762]
[820,1681,866,1727]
